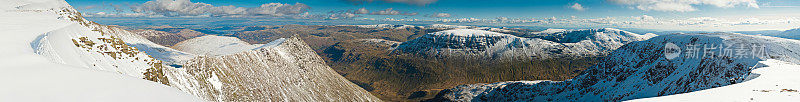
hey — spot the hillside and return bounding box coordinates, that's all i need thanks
[6,0,382,101]
[629,59,800,101]
[110,23,656,101]
[0,0,198,101]
[317,27,653,101]
[165,37,381,101]
[431,33,800,101]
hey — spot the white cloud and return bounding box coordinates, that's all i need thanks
[370,8,417,16]
[426,13,451,18]
[424,16,798,31]
[570,3,586,11]
[355,8,369,14]
[638,15,655,20]
[607,0,759,12]
[328,12,358,19]
[345,0,438,6]
[371,8,400,15]
[132,0,310,17]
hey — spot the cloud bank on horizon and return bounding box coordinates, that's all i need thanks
[608,0,759,12]
[72,0,799,31]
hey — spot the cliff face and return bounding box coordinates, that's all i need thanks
[165,37,381,101]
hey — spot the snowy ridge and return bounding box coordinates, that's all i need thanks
[629,59,800,101]
[164,37,382,101]
[33,24,160,79]
[172,35,273,56]
[27,0,173,84]
[432,33,800,101]
[1,0,198,101]
[394,28,656,60]
[95,26,196,63]
[6,0,379,101]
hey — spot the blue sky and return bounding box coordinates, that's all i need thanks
[66,0,800,31]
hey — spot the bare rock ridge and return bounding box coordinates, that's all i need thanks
[165,36,381,101]
[432,33,800,101]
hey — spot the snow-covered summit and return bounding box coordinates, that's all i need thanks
[393,28,656,60]
[431,33,800,101]
[1,0,198,101]
[172,35,284,56]
[3,0,380,101]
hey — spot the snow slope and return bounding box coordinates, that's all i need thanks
[431,33,800,101]
[99,26,196,64]
[172,35,276,56]
[628,59,800,102]
[394,28,656,60]
[0,0,198,101]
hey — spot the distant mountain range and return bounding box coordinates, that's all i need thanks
[394,28,656,61]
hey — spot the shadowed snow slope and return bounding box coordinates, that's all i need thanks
[628,59,800,102]
[431,33,800,101]
[394,28,656,61]
[0,0,198,101]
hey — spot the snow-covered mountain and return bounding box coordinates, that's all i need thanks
[165,37,380,101]
[5,0,381,101]
[431,33,800,101]
[172,35,283,56]
[394,28,657,61]
[1,0,197,101]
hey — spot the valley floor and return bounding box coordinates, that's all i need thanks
[629,59,800,102]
